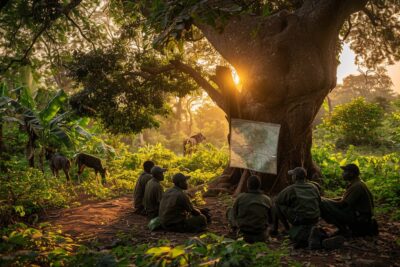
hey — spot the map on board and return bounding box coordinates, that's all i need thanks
[230,118,280,174]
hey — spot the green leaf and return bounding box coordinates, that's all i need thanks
[146,246,171,256]
[39,90,68,123]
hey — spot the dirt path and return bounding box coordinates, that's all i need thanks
[43,195,231,244]
[43,195,400,266]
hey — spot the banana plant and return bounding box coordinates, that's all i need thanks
[0,83,92,169]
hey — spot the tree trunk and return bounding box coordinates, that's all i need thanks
[175,97,183,134]
[168,0,369,194]
[188,1,368,194]
[26,125,37,168]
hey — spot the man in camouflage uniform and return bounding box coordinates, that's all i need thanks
[320,164,378,237]
[133,160,154,215]
[227,175,273,243]
[273,167,321,248]
[143,166,166,219]
[159,173,208,233]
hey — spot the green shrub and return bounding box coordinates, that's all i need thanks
[0,223,79,266]
[137,233,292,267]
[322,97,384,146]
[0,163,72,224]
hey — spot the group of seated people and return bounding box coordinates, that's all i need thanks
[133,161,210,233]
[133,160,378,249]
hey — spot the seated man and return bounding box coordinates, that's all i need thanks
[133,160,155,215]
[159,173,208,233]
[273,167,321,248]
[143,166,166,219]
[320,164,378,237]
[227,175,273,243]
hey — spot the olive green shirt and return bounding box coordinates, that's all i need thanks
[232,190,272,233]
[342,179,374,215]
[159,186,196,227]
[276,181,321,220]
[143,178,163,218]
[133,172,153,209]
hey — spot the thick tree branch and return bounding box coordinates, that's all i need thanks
[170,60,226,112]
[140,65,175,75]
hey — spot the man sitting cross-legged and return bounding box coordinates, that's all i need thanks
[320,164,378,238]
[143,166,167,219]
[159,173,208,233]
[227,175,273,243]
[272,167,322,248]
[133,160,155,215]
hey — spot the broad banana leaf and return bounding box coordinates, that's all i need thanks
[39,90,68,123]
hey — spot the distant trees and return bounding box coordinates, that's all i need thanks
[330,70,396,109]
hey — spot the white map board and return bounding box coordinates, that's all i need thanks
[230,119,280,174]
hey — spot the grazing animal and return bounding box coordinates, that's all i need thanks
[75,153,107,184]
[183,133,206,155]
[45,150,71,181]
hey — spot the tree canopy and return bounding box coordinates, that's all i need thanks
[0,0,399,134]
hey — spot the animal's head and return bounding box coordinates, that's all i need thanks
[45,148,55,160]
[197,133,206,141]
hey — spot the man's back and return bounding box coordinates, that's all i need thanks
[342,179,374,215]
[159,186,194,227]
[133,172,153,208]
[277,182,321,222]
[234,191,272,233]
[143,178,163,218]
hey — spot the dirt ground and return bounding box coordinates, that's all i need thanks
[43,195,400,266]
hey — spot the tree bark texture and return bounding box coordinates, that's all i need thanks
[191,0,368,194]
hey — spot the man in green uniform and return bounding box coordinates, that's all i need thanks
[320,164,378,237]
[227,175,273,243]
[273,167,321,248]
[159,173,208,233]
[133,160,154,215]
[143,166,166,219]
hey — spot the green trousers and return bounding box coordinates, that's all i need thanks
[274,204,318,248]
[163,214,207,233]
[320,198,356,232]
[226,208,267,243]
[320,198,377,236]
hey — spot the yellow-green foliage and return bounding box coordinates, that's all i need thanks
[0,223,79,266]
[313,144,400,219]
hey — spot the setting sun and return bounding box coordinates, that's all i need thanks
[231,69,241,86]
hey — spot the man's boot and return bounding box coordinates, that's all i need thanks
[308,226,322,250]
[322,235,345,250]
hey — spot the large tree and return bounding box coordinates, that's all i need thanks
[133,0,400,193]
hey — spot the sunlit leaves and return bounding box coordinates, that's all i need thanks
[67,44,199,134]
[325,97,384,146]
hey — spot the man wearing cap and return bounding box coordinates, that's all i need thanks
[143,165,167,219]
[159,173,208,233]
[133,160,155,215]
[227,175,273,243]
[320,164,377,237]
[273,167,321,248]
